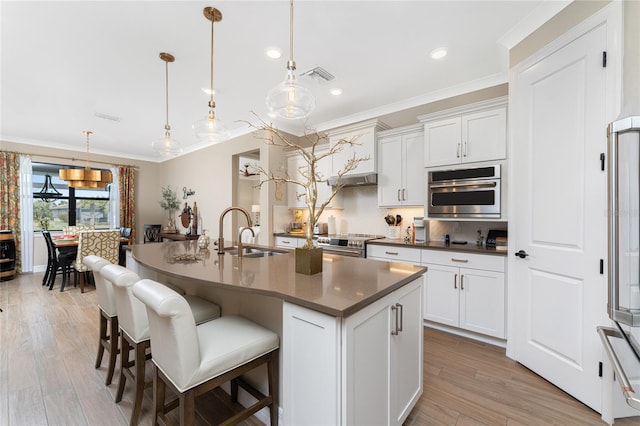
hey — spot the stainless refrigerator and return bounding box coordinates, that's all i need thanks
[599,116,640,411]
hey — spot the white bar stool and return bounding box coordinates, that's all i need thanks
[83,255,118,386]
[101,264,221,425]
[132,278,279,426]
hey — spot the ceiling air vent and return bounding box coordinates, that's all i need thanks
[300,66,335,83]
[94,112,121,122]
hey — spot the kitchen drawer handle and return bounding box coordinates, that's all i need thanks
[454,273,457,289]
[397,189,401,201]
[461,275,464,290]
[402,188,406,201]
[282,240,291,244]
[456,142,460,158]
[385,251,399,256]
[451,258,469,263]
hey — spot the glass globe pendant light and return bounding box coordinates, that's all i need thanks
[266,0,315,120]
[193,7,229,143]
[152,52,183,157]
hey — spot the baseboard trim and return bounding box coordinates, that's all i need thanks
[424,321,507,348]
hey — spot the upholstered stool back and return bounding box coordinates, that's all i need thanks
[83,255,116,316]
[132,279,201,389]
[101,264,148,343]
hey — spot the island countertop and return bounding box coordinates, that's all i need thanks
[131,241,426,318]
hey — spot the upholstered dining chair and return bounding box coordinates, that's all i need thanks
[101,264,221,426]
[42,231,75,291]
[73,230,120,293]
[132,278,279,426]
[83,255,119,386]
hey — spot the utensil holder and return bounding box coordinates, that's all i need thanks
[387,226,400,239]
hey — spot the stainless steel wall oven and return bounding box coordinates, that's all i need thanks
[427,165,501,218]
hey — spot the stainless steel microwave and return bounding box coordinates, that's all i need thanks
[427,165,501,218]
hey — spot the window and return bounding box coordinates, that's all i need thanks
[32,162,112,231]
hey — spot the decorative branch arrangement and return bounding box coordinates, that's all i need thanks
[247,114,369,249]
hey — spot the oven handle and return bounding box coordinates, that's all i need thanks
[320,247,363,257]
[429,181,497,190]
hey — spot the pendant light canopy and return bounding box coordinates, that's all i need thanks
[193,7,229,143]
[266,0,315,120]
[152,52,183,157]
[59,131,113,189]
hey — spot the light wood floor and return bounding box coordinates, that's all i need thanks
[1,272,639,425]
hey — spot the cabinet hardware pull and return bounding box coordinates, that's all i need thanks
[463,140,467,157]
[283,240,291,244]
[402,188,406,201]
[391,305,399,335]
[385,251,399,256]
[461,275,464,290]
[456,143,460,158]
[396,303,403,332]
[451,258,469,263]
[454,273,457,289]
[397,189,401,201]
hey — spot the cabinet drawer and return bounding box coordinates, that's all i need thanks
[275,236,302,248]
[367,245,421,263]
[421,249,505,272]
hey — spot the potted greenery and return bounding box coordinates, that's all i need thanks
[249,117,368,274]
[159,185,180,233]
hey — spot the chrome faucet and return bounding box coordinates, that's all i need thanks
[237,226,255,258]
[218,206,252,255]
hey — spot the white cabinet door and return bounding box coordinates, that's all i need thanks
[287,154,307,208]
[424,117,461,167]
[459,268,505,338]
[343,277,423,426]
[462,107,507,164]
[423,263,459,327]
[422,102,507,168]
[403,131,425,205]
[316,147,343,209]
[378,135,404,206]
[330,127,377,176]
[390,278,423,425]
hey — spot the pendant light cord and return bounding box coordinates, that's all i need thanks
[209,15,215,106]
[84,130,92,170]
[289,0,294,63]
[164,59,170,131]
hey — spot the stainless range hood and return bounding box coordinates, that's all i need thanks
[327,172,377,187]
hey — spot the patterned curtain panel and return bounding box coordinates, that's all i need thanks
[119,166,135,241]
[0,151,21,273]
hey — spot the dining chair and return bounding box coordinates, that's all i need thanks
[73,230,120,293]
[42,231,75,291]
[101,264,221,426]
[83,255,119,386]
[132,278,279,426]
[143,224,162,243]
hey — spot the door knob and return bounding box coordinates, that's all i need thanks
[514,250,529,259]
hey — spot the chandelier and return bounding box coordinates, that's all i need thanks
[59,130,113,189]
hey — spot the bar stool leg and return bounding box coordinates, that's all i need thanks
[130,341,148,426]
[95,311,107,369]
[116,333,130,403]
[106,316,119,386]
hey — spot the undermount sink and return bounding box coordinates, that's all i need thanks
[226,247,288,258]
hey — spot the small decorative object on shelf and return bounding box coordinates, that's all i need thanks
[159,185,180,233]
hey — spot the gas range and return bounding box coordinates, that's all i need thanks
[315,234,385,257]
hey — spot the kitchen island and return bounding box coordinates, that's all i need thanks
[128,241,426,425]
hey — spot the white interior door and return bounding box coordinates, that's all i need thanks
[510,22,609,411]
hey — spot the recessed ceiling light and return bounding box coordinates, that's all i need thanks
[430,48,447,60]
[330,88,343,96]
[265,47,282,59]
